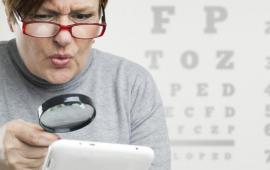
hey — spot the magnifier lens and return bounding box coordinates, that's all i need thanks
[38,94,96,133]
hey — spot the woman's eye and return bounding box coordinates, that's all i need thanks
[32,14,53,20]
[71,13,93,21]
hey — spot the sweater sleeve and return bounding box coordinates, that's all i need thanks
[129,68,171,170]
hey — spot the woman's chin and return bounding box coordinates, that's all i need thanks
[45,72,75,85]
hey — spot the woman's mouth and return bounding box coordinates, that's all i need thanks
[49,55,72,68]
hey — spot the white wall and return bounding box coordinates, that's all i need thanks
[1,0,270,169]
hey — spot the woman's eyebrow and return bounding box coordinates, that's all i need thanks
[37,7,59,15]
[38,6,97,14]
[71,6,97,13]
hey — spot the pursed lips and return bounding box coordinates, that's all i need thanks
[49,54,73,68]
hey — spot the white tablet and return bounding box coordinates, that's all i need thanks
[42,139,154,170]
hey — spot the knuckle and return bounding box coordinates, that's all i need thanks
[5,119,24,134]
[28,133,40,145]
[32,159,44,168]
[5,123,14,134]
[13,164,22,170]
[5,146,17,162]
[7,155,20,167]
[4,136,20,151]
[5,142,16,154]
[4,141,22,161]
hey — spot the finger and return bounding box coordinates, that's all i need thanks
[4,136,47,160]
[7,120,59,146]
[22,168,38,170]
[9,154,45,169]
[4,135,48,170]
[25,122,62,140]
[24,122,43,131]
[19,143,48,159]
[14,119,43,131]
[17,129,58,147]
[24,157,45,169]
[24,122,61,139]
[5,146,42,169]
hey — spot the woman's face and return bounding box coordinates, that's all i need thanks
[13,0,100,84]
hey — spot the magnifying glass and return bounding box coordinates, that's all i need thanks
[38,94,96,133]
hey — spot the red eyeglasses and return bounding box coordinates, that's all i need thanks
[21,21,106,39]
[14,6,107,39]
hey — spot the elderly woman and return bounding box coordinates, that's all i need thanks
[0,0,171,170]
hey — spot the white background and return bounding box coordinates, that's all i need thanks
[1,0,270,169]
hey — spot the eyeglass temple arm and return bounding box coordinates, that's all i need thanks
[13,9,23,21]
[101,5,106,24]
[12,10,23,31]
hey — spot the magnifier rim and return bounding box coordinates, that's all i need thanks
[38,93,96,133]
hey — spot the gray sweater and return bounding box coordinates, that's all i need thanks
[0,39,171,170]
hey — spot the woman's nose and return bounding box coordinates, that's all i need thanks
[53,28,73,46]
[53,17,73,46]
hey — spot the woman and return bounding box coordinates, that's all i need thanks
[0,0,171,170]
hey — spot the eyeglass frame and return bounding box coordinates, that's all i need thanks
[13,5,107,39]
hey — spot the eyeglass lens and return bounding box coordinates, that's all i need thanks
[25,22,103,38]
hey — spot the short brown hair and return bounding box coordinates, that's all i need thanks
[2,0,108,23]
